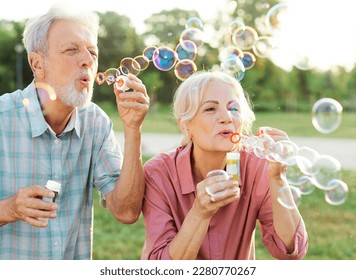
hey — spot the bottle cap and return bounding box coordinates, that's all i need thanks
[226,152,240,159]
[46,180,61,193]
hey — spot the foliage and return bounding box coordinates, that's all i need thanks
[1,0,356,114]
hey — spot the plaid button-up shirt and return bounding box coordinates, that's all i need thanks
[0,81,122,259]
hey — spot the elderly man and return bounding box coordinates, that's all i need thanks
[0,3,149,259]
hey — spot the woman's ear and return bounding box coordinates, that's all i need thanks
[29,51,45,78]
[177,118,186,134]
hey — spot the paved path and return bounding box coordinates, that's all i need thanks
[115,132,356,170]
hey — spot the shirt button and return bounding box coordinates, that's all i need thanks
[54,139,59,144]
[54,175,59,180]
[54,242,59,246]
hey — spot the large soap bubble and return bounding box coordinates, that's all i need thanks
[311,98,343,134]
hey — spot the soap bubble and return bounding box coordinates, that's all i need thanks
[143,46,158,61]
[219,46,244,62]
[185,17,204,30]
[312,98,343,134]
[324,179,349,205]
[271,140,298,165]
[265,2,289,35]
[120,57,141,76]
[206,169,229,180]
[232,26,258,50]
[241,51,256,69]
[180,27,204,49]
[174,59,197,81]
[152,46,178,71]
[294,176,315,195]
[296,146,320,176]
[253,36,274,58]
[175,40,197,61]
[134,55,150,71]
[311,155,341,190]
[277,185,302,209]
[228,19,246,37]
[221,55,245,81]
[104,68,120,85]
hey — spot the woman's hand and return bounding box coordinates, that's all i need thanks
[193,173,240,219]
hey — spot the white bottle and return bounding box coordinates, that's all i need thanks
[44,180,61,203]
[39,180,61,222]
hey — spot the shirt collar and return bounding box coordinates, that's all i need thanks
[23,81,81,138]
[176,143,196,195]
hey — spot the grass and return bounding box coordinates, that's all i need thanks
[93,102,356,260]
[93,169,356,260]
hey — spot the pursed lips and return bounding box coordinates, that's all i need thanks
[218,129,234,138]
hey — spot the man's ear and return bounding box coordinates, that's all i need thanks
[28,51,45,78]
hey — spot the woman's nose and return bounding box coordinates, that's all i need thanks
[218,109,233,124]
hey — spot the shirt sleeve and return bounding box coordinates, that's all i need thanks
[92,109,123,202]
[141,158,176,260]
[257,164,309,260]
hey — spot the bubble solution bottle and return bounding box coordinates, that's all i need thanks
[226,152,240,182]
[39,180,61,222]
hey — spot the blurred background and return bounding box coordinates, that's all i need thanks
[1,0,355,259]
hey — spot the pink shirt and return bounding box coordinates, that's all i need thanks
[141,143,308,260]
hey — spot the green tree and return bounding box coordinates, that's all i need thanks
[0,20,31,94]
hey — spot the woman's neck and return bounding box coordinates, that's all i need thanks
[191,147,227,184]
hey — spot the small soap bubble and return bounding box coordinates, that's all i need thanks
[34,82,57,101]
[324,179,348,206]
[228,19,246,37]
[22,98,30,108]
[104,68,120,85]
[271,140,298,165]
[311,154,341,190]
[175,40,197,61]
[152,46,178,71]
[174,59,197,81]
[143,46,158,61]
[120,57,141,76]
[252,36,274,58]
[219,46,244,62]
[185,17,204,30]
[180,27,204,49]
[312,98,343,134]
[232,26,258,50]
[265,2,289,35]
[241,51,256,69]
[295,176,315,195]
[206,169,229,180]
[221,55,245,81]
[277,185,302,209]
[296,146,320,176]
[95,72,106,85]
[134,55,150,71]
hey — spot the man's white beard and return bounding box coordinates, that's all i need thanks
[57,82,93,108]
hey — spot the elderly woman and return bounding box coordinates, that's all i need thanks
[141,70,308,260]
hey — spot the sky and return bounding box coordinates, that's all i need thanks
[1,0,356,72]
[0,0,221,33]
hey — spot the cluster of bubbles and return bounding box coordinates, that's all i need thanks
[229,128,348,209]
[95,17,206,88]
[95,4,345,136]
[92,4,348,208]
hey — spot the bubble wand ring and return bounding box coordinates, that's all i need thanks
[229,132,241,144]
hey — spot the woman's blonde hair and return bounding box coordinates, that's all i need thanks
[173,70,255,146]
